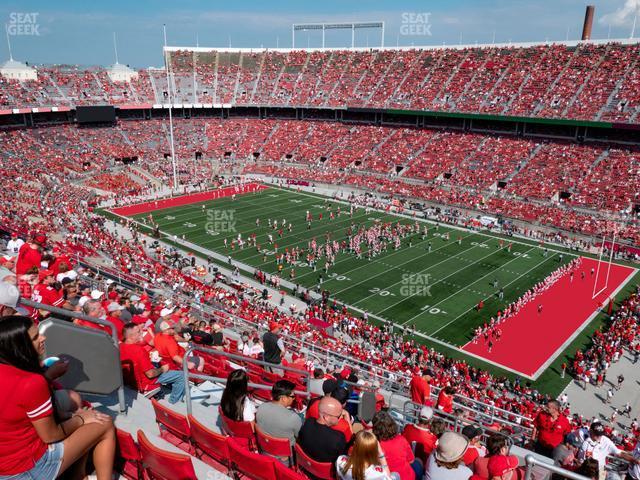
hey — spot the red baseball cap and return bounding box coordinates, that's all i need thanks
[33,234,47,246]
[10,232,17,238]
[269,321,281,332]
[38,269,55,281]
[488,455,519,477]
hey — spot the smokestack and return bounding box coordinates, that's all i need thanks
[582,5,595,40]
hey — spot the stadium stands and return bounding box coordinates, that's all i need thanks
[1,38,639,480]
[4,42,640,123]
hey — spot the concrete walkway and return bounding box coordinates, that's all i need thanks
[561,348,640,430]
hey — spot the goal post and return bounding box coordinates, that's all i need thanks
[592,228,617,300]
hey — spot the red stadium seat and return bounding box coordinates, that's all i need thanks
[151,399,192,453]
[228,437,278,480]
[218,405,256,450]
[294,444,334,480]
[255,425,293,466]
[137,429,197,480]
[115,428,142,480]
[275,461,310,480]
[188,414,230,469]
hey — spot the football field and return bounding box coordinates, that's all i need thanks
[109,185,637,386]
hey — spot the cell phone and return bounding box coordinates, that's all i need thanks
[43,356,60,368]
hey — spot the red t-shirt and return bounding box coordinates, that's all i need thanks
[15,244,42,275]
[402,424,437,460]
[305,397,352,442]
[436,390,454,413]
[154,333,184,370]
[463,445,481,465]
[75,319,112,336]
[106,316,125,341]
[119,342,157,393]
[31,284,64,309]
[379,435,415,480]
[534,411,571,449]
[0,365,53,475]
[410,375,432,406]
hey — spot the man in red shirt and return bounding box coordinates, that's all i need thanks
[30,269,64,319]
[403,406,437,463]
[305,385,353,442]
[120,323,185,404]
[15,234,46,275]
[154,320,204,372]
[410,368,433,406]
[77,299,113,336]
[436,385,455,414]
[532,400,571,458]
[105,302,126,341]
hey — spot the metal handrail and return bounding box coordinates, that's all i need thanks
[213,308,411,385]
[181,345,311,417]
[523,454,591,480]
[23,298,126,412]
[179,307,536,429]
[397,399,528,446]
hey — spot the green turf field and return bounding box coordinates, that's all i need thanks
[110,185,640,395]
[130,187,575,344]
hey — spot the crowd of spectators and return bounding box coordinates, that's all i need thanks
[570,285,640,389]
[3,43,640,122]
[0,170,639,478]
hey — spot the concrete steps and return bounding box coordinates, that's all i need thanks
[87,382,230,480]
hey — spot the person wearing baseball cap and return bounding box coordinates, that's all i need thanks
[410,367,434,406]
[5,232,24,257]
[577,422,639,479]
[105,302,126,340]
[263,321,285,374]
[154,320,204,373]
[553,433,583,469]
[461,425,486,465]
[488,453,520,480]
[425,431,472,480]
[0,281,21,317]
[31,269,65,319]
[403,406,437,463]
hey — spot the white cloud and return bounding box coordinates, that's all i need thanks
[599,0,640,26]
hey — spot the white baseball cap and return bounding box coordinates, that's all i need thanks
[0,282,20,309]
[90,290,104,300]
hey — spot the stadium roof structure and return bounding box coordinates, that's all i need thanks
[163,36,639,54]
[0,58,37,81]
[107,62,138,83]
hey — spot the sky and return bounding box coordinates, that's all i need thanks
[1,0,639,68]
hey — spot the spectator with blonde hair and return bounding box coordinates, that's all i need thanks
[337,430,397,480]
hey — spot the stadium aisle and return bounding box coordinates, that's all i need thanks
[562,348,640,428]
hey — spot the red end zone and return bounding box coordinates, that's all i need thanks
[462,257,636,379]
[109,183,267,216]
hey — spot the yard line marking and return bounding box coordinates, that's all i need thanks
[320,231,478,293]
[266,182,581,259]
[400,245,539,326]
[437,251,558,338]
[350,236,496,306]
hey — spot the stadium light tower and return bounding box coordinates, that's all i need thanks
[162,25,179,190]
[292,21,384,49]
[5,24,14,61]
